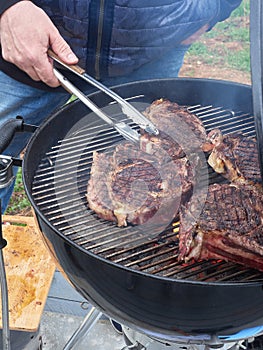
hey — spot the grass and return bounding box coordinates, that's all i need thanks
[5,168,31,215]
[186,0,250,72]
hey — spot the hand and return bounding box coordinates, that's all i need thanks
[0,1,78,87]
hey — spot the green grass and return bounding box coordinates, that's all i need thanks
[5,168,31,215]
[187,0,250,73]
[231,0,250,17]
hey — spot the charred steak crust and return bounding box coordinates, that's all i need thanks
[140,99,207,159]
[86,99,207,227]
[86,151,116,223]
[87,142,195,227]
[179,183,263,271]
[205,129,262,186]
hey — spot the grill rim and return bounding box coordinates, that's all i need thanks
[24,77,263,287]
[21,78,263,336]
[30,189,263,287]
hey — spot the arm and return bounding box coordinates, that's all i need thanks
[0,1,78,87]
[181,0,242,45]
[209,0,243,29]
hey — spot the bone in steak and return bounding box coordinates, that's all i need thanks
[140,99,207,159]
[204,129,262,187]
[87,142,195,227]
[87,99,206,227]
[178,183,263,272]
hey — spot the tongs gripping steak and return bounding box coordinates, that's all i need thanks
[86,99,207,227]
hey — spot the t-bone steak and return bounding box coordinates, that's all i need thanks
[178,183,263,272]
[204,129,262,187]
[87,99,207,228]
[87,142,195,227]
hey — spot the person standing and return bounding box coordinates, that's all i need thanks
[0,0,242,212]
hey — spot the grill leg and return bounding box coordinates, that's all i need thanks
[63,306,102,350]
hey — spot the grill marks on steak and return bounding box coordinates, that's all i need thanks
[179,129,263,271]
[109,143,166,227]
[204,129,262,186]
[87,142,195,227]
[86,99,205,228]
[86,151,116,223]
[179,183,263,272]
[87,98,263,272]
[140,99,207,159]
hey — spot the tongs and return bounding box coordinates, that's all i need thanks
[48,50,159,144]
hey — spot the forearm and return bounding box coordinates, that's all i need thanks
[209,0,242,29]
[0,0,22,16]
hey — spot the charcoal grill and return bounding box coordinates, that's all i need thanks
[0,2,261,347]
[32,98,260,283]
[0,2,262,350]
[18,78,263,339]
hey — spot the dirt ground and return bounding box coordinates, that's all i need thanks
[179,11,251,86]
[179,30,251,85]
[180,60,251,85]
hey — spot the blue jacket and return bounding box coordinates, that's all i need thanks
[0,0,242,87]
[34,0,242,79]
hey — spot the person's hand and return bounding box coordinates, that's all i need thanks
[0,1,78,87]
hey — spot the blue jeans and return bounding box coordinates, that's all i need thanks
[0,46,187,212]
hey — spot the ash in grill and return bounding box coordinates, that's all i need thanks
[31,100,263,284]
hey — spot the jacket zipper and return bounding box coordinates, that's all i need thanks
[95,0,105,80]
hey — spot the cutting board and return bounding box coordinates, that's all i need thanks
[0,215,56,331]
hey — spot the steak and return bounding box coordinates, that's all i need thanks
[87,142,195,227]
[178,183,263,271]
[87,99,207,228]
[204,129,262,187]
[140,99,207,160]
[86,150,116,223]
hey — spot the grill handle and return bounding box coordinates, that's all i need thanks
[0,117,37,154]
[0,118,24,154]
[250,0,263,180]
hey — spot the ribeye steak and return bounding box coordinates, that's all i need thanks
[140,99,207,160]
[87,142,195,227]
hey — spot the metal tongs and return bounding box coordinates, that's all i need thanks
[48,50,159,144]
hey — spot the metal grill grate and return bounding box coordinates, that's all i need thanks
[31,103,263,283]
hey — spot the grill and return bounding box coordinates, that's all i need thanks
[31,101,263,284]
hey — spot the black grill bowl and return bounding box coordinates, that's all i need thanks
[23,78,263,338]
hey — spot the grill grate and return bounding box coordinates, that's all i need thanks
[248,335,263,350]
[32,103,263,283]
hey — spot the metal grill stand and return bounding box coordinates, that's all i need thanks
[63,307,102,350]
[0,203,10,350]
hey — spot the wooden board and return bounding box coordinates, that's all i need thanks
[0,215,56,332]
